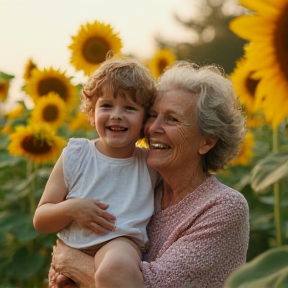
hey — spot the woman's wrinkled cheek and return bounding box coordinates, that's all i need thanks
[177,128,193,147]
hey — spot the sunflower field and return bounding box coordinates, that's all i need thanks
[1,0,288,286]
[0,66,95,287]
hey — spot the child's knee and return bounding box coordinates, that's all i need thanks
[95,258,121,285]
[95,257,139,286]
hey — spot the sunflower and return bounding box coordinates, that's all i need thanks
[8,123,67,165]
[246,113,264,129]
[30,92,67,128]
[229,0,288,127]
[136,138,148,148]
[149,49,176,79]
[0,78,10,101]
[25,68,78,110]
[23,58,38,81]
[6,103,25,120]
[0,72,14,101]
[69,21,123,76]
[230,129,254,166]
[1,125,13,134]
[246,44,288,127]
[68,110,94,132]
[230,57,260,114]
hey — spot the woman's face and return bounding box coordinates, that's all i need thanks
[144,89,207,172]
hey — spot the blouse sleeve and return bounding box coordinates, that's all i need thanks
[141,193,249,288]
[62,138,89,190]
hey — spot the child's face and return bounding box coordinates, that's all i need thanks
[93,86,145,157]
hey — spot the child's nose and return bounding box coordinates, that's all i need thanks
[110,107,123,119]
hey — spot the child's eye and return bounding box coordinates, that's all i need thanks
[125,106,137,111]
[101,103,112,108]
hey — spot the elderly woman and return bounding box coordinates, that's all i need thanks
[49,61,249,288]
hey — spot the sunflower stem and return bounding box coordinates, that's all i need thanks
[27,160,36,214]
[272,126,282,246]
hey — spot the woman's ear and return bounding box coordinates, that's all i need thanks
[199,137,218,155]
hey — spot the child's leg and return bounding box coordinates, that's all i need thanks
[94,237,143,288]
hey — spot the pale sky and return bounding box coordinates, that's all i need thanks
[0,0,194,106]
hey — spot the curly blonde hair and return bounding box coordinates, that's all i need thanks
[80,55,157,120]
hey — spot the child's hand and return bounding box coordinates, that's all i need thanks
[67,198,116,235]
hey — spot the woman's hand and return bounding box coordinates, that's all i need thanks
[49,239,95,288]
[68,198,116,235]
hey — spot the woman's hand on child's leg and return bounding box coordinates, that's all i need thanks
[50,239,95,287]
[48,266,77,288]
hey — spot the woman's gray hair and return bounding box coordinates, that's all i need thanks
[157,61,246,173]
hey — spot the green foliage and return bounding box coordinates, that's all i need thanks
[251,150,288,193]
[0,72,14,80]
[219,123,288,286]
[0,99,95,287]
[0,129,53,287]
[223,246,288,288]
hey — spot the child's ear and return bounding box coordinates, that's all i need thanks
[89,116,95,127]
[199,137,218,155]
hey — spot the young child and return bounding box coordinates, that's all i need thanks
[33,55,160,288]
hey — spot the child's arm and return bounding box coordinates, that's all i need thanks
[33,155,116,234]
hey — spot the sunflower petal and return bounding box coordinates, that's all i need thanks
[229,16,271,41]
[240,0,281,19]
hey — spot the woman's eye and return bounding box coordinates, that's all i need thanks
[167,116,179,123]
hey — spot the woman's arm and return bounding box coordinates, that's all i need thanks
[141,195,249,288]
[50,191,249,288]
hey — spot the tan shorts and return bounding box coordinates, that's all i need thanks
[79,236,145,257]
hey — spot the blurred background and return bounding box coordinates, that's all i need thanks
[1,0,288,287]
[0,0,246,108]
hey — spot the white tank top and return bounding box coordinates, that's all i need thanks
[57,138,159,250]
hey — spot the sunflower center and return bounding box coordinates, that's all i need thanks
[246,73,259,98]
[157,59,169,74]
[0,80,8,92]
[38,78,68,101]
[22,135,51,154]
[43,105,59,122]
[275,6,288,80]
[83,37,110,64]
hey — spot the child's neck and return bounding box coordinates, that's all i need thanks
[94,139,135,159]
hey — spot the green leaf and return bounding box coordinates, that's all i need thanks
[223,246,288,288]
[0,71,14,80]
[0,155,22,169]
[251,151,288,193]
[4,247,45,279]
[0,212,39,241]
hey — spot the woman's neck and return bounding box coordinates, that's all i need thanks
[160,168,209,210]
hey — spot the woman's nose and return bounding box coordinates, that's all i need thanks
[145,116,164,135]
